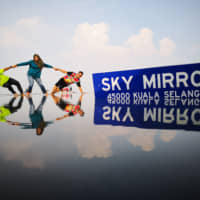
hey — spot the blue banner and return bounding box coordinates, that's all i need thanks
[94,98,200,131]
[93,63,200,100]
[92,63,200,130]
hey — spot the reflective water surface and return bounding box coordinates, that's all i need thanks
[0,93,200,199]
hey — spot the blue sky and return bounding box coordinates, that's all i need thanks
[0,0,199,92]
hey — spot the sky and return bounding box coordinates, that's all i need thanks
[0,0,200,93]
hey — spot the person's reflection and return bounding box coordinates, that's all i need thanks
[19,96,53,135]
[51,93,84,121]
[0,96,23,125]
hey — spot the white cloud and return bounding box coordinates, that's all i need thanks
[0,17,42,48]
[126,28,158,56]
[1,139,45,169]
[73,22,109,49]
[16,16,40,27]
[61,23,177,74]
[0,19,177,92]
[0,26,29,48]
[160,131,176,142]
[159,38,176,56]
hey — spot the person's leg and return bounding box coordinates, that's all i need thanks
[51,93,61,104]
[8,78,23,94]
[3,79,17,95]
[5,96,24,113]
[26,76,34,95]
[37,96,47,112]
[56,98,67,111]
[35,77,47,94]
[7,85,16,95]
[4,97,16,112]
[51,78,65,94]
[51,86,60,94]
[28,97,35,115]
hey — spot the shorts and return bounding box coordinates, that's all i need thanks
[57,99,67,111]
[55,78,69,90]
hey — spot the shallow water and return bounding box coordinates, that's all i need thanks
[0,93,200,199]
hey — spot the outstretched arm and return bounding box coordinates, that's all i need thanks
[54,68,67,74]
[12,60,32,68]
[6,120,20,126]
[44,63,53,69]
[3,66,13,72]
[56,114,70,121]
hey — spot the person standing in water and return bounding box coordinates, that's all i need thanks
[12,54,60,96]
[0,66,23,97]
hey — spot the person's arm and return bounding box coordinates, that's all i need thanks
[6,120,20,126]
[51,94,61,104]
[76,81,83,94]
[12,60,32,68]
[37,96,47,112]
[56,114,70,121]
[54,68,68,74]
[44,63,53,69]
[3,66,13,72]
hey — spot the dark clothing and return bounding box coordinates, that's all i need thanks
[4,96,24,114]
[0,97,23,122]
[55,78,68,90]
[3,78,23,94]
[28,96,46,128]
[57,98,81,116]
[57,98,67,110]
[55,72,81,90]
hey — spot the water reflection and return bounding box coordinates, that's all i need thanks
[0,96,23,124]
[76,126,177,159]
[94,97,200,131]
[0,93,199,166]
[19,96,54,135]
[51,93,85,120]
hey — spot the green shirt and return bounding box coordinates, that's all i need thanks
[0,69,9,86]
[0,106,11,122]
